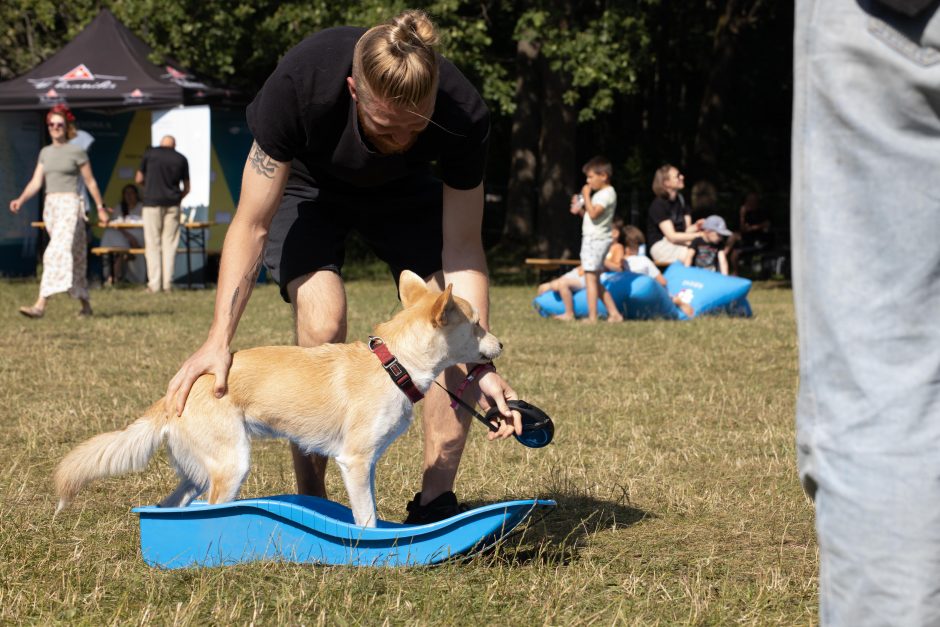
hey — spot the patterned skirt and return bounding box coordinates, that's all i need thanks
[40,193,88,300]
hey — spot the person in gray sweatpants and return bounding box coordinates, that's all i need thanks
[792,1,940,624]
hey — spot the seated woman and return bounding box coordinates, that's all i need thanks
[99,184,146,285]
[646,164,701,264]
[537,219,626,322]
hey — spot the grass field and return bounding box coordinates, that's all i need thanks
[0,275,816,625]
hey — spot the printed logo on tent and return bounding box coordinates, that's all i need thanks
[122,88,151,105]
[61,64,95,81]
[39,88,67,106]
[28,64,127,91]
[162,65,207,89]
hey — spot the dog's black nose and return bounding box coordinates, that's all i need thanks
[498,342,503,350]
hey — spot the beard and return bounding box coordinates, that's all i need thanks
[356,105,421,155]
[364,131,418,155]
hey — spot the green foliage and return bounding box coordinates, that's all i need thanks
[0,0,100,80]
[514,5,651,122]
[429,1,516,115]
[0,1,792,247]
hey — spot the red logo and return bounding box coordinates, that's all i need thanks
[60,64,95,81]
[165,66,187,80]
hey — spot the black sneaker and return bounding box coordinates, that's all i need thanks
[403,491,469,524]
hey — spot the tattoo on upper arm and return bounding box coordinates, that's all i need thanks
[248,141,278,179]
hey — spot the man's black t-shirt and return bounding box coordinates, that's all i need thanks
[245,26,489,192]
[139,147,189,206]
[647,196,689,250]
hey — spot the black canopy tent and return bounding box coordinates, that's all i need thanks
[0,9,237,111]
[0,9,248,279]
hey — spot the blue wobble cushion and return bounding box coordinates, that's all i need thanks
[132,495,556,568]
[532,266,753,320]
[532,271,678,320]
[663,262,752,320]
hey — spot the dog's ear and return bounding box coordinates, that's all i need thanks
[430,284,454,327]
[399,270,428,308]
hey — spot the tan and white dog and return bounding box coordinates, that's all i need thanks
[54,270,502,527]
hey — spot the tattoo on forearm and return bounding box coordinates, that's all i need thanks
[245,254,264,286]
[228,254,264,318]
[248,141,278,179]
[229,287,240,318]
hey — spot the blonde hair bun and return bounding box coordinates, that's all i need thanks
[353,10,440,107]
[389,10,439,52]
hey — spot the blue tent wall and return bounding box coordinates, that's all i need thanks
[0,112,42,276]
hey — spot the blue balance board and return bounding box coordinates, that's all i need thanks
[132,495,556,569]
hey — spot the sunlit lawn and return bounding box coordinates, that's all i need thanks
[0,273,815,625]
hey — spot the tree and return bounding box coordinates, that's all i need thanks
[500,3,652,256]
[691,0,772,180]
[0,0,793,259]
[0,0,100,80]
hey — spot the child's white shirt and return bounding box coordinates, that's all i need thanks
[624,254,662,278]
[582,186,617,239]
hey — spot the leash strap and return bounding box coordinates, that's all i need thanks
[368,336,424,404]
[433,380,500,432]
[449,362,495,409]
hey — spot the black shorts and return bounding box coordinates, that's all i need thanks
[264,174,444,302]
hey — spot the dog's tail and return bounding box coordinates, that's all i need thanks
[54,401,169,514]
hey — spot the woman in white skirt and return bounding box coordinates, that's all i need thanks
[8,104,109,318]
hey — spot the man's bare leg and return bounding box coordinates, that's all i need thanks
[417,271,473,505]
[287,270,348,497]
[419,367,473,504]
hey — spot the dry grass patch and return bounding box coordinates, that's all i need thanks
[0,277,815,624]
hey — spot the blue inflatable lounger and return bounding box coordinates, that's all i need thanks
[133,494,556,568]
[532,262,752,320]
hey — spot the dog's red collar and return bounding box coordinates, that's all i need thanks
[368,336,424,404]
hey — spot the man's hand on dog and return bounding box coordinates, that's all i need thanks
[165,340,233,416]
[474,371,523,440]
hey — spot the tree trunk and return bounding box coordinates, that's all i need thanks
[692,0,766,178]
[536,54,578,258]
[504,39,542,249]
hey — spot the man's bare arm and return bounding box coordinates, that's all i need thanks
[441,183,521,439]
[165,141,289,414]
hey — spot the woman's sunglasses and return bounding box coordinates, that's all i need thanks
[47,122,65,129]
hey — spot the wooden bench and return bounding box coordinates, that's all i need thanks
[525,257,671,282]
[91,246,214,256]
[524,258,581,272]
[91,247,216,285]
[91,246,149,256]
[524,257,581,282]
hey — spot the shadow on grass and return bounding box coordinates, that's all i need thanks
[469,486,652,567]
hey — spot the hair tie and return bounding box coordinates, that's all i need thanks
[48,104,75,123]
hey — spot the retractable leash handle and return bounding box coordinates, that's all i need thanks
[435,382,555,449]
[487,400,555,449]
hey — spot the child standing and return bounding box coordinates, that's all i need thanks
[537,220,625,318]
[568,156,619,323]
[683,215,731,275]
